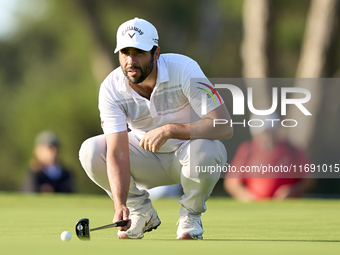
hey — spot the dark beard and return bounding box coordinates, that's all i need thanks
[123,58,154,85]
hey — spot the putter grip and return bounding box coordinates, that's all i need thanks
[115,220,129,227]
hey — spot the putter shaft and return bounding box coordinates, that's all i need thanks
[91,220,129,231]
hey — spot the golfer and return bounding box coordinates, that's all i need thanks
[79,17,233,240]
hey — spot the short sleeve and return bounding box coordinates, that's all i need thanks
[180,60,224,118]
[98,80,127,134]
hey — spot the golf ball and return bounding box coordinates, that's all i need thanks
[60,231,72,241]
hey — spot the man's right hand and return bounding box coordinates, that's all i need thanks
[113,205,131,231]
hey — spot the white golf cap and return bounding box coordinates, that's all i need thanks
[114,17,159,53]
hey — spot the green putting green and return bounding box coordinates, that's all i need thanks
[1,193,339,255]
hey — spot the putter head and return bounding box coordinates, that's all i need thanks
[75,218,90,240]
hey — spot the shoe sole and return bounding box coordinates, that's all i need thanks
[177,232,203,240]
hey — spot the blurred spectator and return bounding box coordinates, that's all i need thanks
[224,114,315,201]
[22,131,74,193]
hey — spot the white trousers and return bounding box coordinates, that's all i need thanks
[79,133,227,216]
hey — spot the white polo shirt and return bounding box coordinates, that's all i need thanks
[99,53,223,153]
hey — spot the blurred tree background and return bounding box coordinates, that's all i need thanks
[0,0,339,195]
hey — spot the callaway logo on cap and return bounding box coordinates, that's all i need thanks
[114,17,159,53]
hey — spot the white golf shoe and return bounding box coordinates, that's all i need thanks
[118,207,161,239]
[176,214,203,240]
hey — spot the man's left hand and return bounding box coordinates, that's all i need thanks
[140,126,169,153]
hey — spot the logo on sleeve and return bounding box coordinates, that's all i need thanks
[196,82,222,106]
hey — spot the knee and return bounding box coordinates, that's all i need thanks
[79,138,94,171]
[79,135,106,174]
[182,139,226,180]
[190,139,227,166]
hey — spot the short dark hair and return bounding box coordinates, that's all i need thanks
[150,46,158,57]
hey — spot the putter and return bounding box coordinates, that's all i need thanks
[75,218,129,240]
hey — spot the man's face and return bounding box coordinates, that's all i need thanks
[119,47,155,84]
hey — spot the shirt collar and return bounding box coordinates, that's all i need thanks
[156,55,169,84]
[116,67,127,92]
